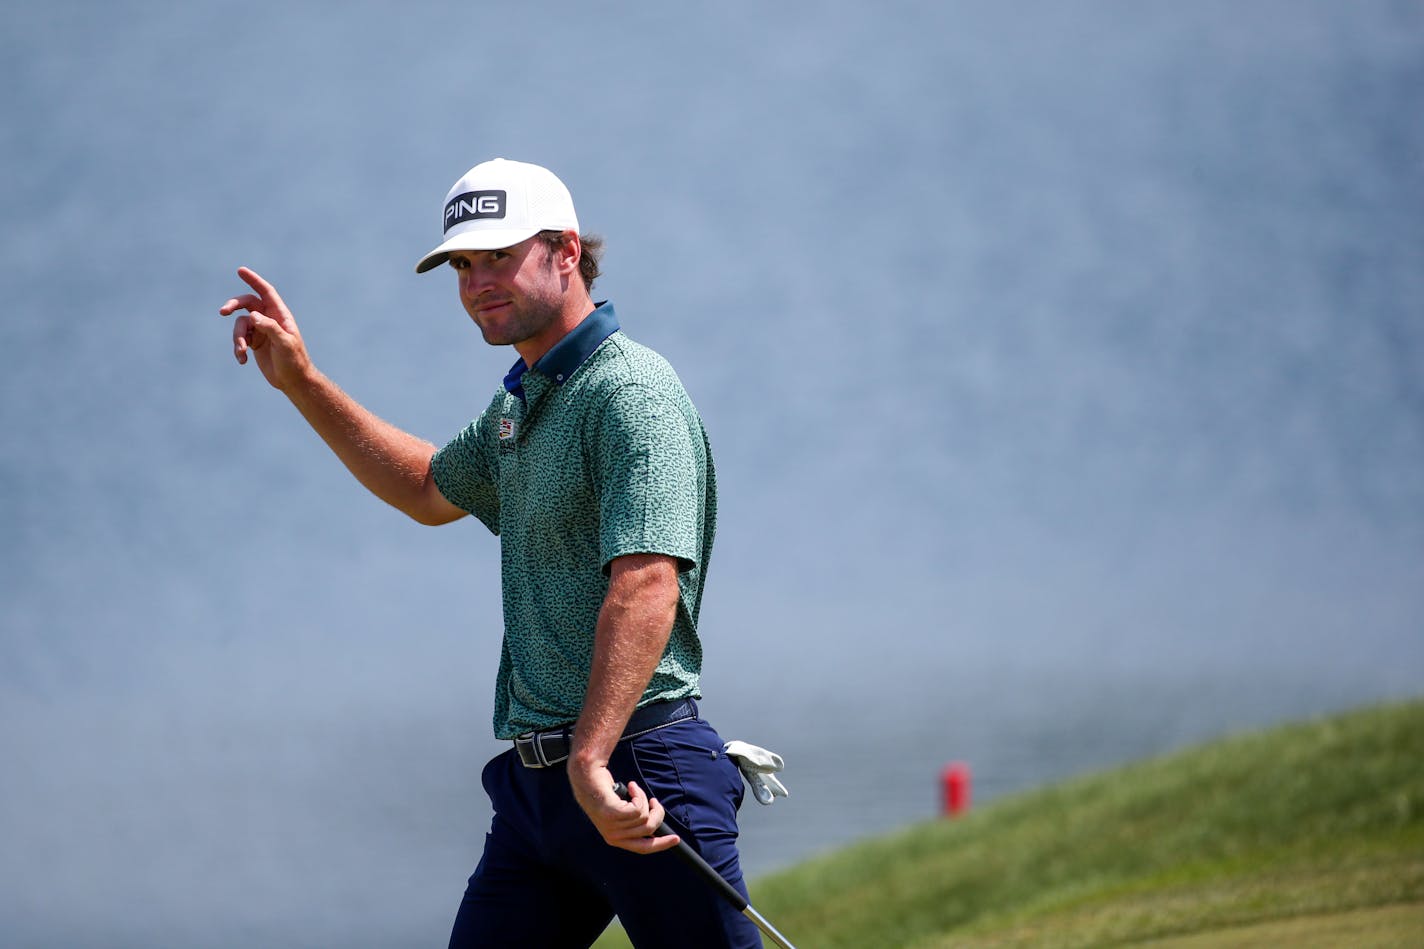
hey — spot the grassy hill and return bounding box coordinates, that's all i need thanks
[596,698,1424,947]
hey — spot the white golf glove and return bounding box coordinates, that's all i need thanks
[723,740,790,805]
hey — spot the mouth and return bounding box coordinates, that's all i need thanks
[470,299,512,321]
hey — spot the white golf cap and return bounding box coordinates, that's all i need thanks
[414,158,580,273]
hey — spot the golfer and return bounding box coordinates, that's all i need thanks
[219,158,761,947]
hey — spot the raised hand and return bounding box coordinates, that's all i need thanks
[219,267,312,390]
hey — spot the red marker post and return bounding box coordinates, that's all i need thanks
[942,762,971,817]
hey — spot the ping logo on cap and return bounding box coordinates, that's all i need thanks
[444,190,507,232]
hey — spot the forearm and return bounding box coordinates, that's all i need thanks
[570,555,680,771]
[284,366,459,525]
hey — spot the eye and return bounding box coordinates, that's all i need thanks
[489,250,510,262]
[448,257,469,270]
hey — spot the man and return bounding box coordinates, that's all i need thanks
[219,158,763,947]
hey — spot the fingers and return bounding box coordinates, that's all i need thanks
[230,310,286,365]
[219,292,262,317]
[236,266,286,309]
[608,818,681,854]
[219,268,293,328]
[635,795,681,854]
[604,782,680,853]
[231,312,254,364]
[616,830,682,855]
[618,781,661,833]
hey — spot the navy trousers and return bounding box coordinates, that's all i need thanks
[447,711,763,948]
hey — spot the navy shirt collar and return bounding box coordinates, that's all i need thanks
[503,302,619,401]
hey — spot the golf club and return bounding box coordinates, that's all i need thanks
[613,782,798,949]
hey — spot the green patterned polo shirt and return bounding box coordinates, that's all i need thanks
[430,303,716,740]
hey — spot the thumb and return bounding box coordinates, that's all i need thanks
[246,309,284,338]
[246,310,303,357]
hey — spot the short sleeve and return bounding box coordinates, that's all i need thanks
[592,383,701,572]
[431,405,501,534]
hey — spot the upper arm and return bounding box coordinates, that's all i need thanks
[601,553,682,653]
[606,553,681,602]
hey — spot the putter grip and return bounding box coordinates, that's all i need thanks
[611,782,749,912]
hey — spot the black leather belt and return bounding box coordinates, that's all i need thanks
[513,698,698,769]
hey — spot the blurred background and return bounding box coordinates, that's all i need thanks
[2,2,1421,945]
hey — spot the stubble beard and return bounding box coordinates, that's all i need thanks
[475,293,562,348]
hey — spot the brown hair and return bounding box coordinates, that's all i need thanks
[538,230,603,292]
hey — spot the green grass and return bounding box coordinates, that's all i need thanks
[595,698,1424,947]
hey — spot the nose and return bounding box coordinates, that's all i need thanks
[459,263,490,298]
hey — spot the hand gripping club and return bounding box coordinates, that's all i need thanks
[612,782,798,949]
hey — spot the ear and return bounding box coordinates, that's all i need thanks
[552,230,581,277]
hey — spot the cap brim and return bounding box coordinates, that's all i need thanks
[414,226,542,274]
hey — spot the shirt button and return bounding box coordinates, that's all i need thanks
[556,374,564,382]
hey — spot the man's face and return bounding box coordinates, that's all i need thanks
[447,235,564,350]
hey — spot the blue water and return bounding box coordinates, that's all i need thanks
[3,2,1422,945]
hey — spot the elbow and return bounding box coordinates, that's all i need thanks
[406,469,467,526]
[408,505,463,527]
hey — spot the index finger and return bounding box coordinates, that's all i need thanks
[236,266,286,307]
[614,780,649,813]
[615,782,669,830]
